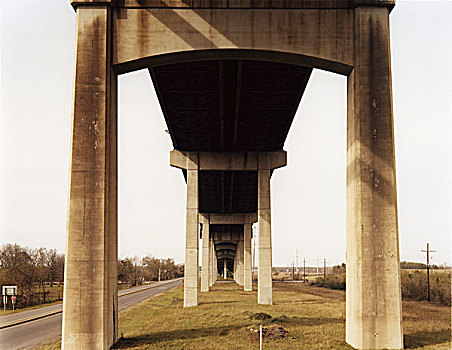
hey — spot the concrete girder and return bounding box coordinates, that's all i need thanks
[215,243,237,251]
[170,151,286,172]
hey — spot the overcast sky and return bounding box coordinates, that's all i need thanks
[1,0,451,267]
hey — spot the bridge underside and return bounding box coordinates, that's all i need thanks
[151,60,310,213]
[150,60,311,152]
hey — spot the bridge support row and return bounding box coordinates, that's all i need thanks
[64,2,402,348]
[171,151,286,306]
[200,216,253,291]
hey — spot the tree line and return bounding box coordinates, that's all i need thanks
[0,243,65,308]
[0,243,184,309]
[118,256,184,286]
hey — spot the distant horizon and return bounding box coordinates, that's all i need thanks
[1,241,448,268]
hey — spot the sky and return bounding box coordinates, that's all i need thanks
[0,0,451,268]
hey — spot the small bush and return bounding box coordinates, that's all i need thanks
[313,265,451,307]
[401,269,451,306]
[312,264,346,290]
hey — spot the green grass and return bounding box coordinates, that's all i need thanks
[37,282,451,350]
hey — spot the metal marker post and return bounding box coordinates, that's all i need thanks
[260,324,263,350]
[3,296,6,313]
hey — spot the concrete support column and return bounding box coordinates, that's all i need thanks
[201,216,210,292]
[184,167,199,307]
[237,236,244,286]
[208,237,214,287]
[258,167,272,305]
[243,223,252,291]
[62,4,117,350]
[233,256,237,282]
[346,8,403,350]
[213,251,217,282]
[223,258,227,279]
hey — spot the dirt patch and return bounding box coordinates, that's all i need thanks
[249,312,272,321]
[246,324,290,341]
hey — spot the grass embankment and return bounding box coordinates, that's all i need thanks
[37,282,451,350]
[41,282,451,350]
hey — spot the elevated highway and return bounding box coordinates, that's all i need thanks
[63,0,402,349]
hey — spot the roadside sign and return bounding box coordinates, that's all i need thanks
[2,286,17,296]
[11,296,16,303]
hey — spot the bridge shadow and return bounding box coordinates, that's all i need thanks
[112,324,239,348]
[200,300,239,305]
[403,330,451,349]
[113,316,343,349]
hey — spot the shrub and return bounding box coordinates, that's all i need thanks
[313,265,451,306]
[401,269,451,306]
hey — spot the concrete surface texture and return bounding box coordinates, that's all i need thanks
[184,167,200,307]
[243,224,253,291]
[66,0,402,349]
[200,215,210,292]
[63,5,118,350]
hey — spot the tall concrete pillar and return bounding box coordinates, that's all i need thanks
[233,255,237,282]
[237,236,244,286]
[346,7,403,350]
[184,167,199,307]
[244,223,252,291]
[213,250,217,282]
[223,258,227,279]
[62,3,118,350]
[209,237,214,287]
[201,216,210,292]
[258,167,272,305]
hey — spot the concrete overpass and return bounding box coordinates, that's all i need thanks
[64,1,403,349]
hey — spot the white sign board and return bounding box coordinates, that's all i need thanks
[2,286,17,296]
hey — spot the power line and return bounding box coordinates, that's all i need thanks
[421,243,436,302]
[323,258,329,281]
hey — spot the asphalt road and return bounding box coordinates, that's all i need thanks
[0,279,182,350]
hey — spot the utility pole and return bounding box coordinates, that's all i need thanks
[292,261,295,280]
[324,258,328,281]
[316,253,319,277]
[303,258,306,282]
[421,243,436,302]
[296,247,299,280]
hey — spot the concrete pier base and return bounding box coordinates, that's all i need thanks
[214,253,217,283]
[237,236,244,286]
[243,223,252,291]
[62,4,118,350]
[258,166,272,305]
[223,258,227,279]
[209,237,214,287]
[184,166,199,307]
[345,8,403,350]
[200,215,210,292]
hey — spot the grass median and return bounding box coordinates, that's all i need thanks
[38,282,451,350]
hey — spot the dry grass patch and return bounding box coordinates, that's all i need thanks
[115,282,349,350]
[38,282,451,350]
